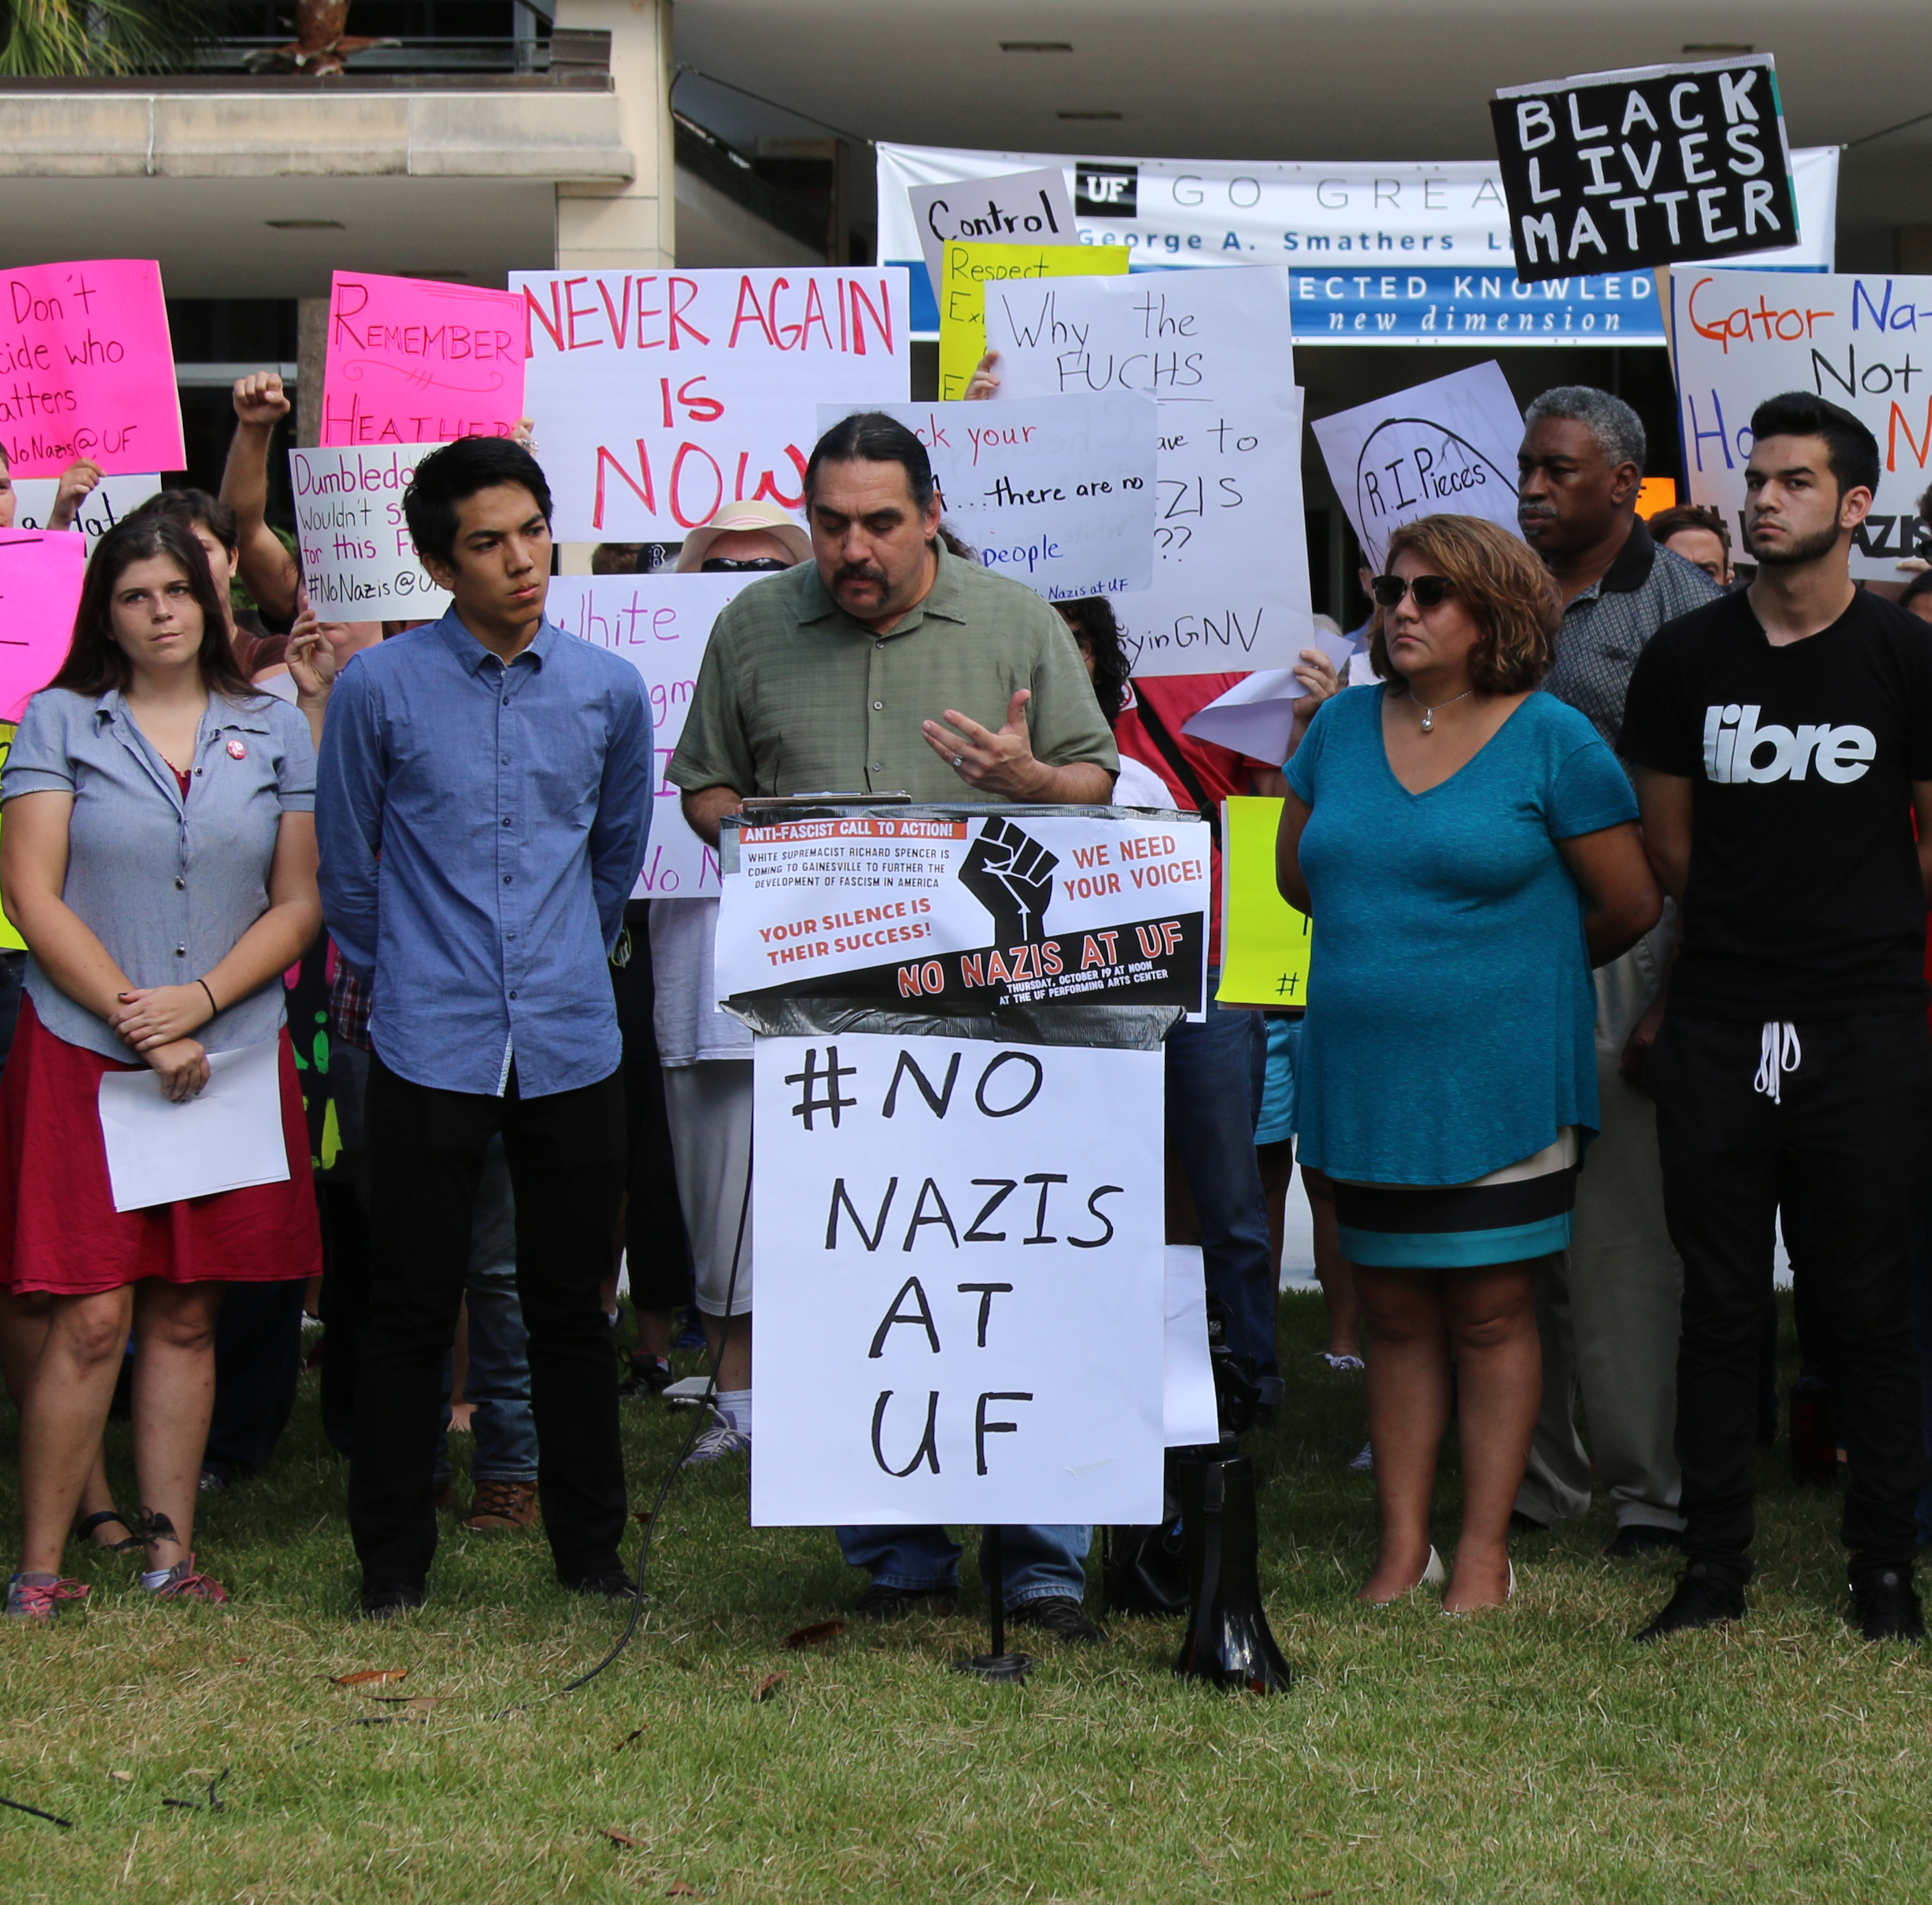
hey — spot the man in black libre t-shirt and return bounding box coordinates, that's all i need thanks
[1620,392,1932,1645]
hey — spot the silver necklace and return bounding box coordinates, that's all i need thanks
[1407,688,1474,733]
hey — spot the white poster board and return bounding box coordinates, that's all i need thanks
[827,396,1157,600]
[509,268,912,542]
[286,444,450,617]
[1670,268,1932,579]
[717,808,1210,1015]
[907,167,1077,301]
[1163,1244,1219,1448]
[546,572,750,899]
[750,1031,1165,1527]
[9,472,159,548]
[1311,361,1526,575]
[985,266,1312,675]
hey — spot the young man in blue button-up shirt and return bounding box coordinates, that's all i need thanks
[316,437,653,1619]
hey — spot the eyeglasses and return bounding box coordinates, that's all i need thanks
[1370,574,1454,609]
[700,557,792,573]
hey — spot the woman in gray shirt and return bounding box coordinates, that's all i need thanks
[0,515,321,1621]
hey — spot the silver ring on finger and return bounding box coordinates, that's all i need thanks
[952,753,966,769]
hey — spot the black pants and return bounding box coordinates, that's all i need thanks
[203,1281,306,1478]
[611,910,694,1314]
[1652,1012,1932,1573]
[348,1054,629,1590]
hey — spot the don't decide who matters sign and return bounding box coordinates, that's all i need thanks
[750,1032,1166,1527]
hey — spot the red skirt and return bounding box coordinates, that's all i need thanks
[0,997,321,1296]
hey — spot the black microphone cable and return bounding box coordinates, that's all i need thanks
[561,1139,752,1692]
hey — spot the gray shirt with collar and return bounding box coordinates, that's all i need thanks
[1,686,316,1063]
[1542,517,1726,751]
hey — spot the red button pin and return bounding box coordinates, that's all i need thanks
[226,739,247,760]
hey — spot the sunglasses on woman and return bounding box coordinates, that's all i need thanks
[700,556,793,573]
[1370,574,1454,609]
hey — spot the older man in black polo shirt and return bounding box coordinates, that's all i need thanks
[1511,387,1723,1556]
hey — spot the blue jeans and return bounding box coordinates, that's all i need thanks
[434,1136,539,1485]
[1167,980,1280,1405]
[835,1525,1091,1607]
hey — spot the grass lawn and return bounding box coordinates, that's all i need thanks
[1,1289,1927,1903]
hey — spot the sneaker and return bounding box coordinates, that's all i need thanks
[461,1479,539,1531]
[1008,1596,1108,1645]
[5,1574,88,1622]
[1345,1441,1374,1473]
[1634,1562,1748,1643]
[1606,1524,1684,1560]
[196,1466,231,1496]
[853,1581,952,1621]
[358,1582,426,1623]
[1321,1353,1365,1372]
[619,1354,676,1398]
[686,1420,749,1465]
[1850,1566,1924,1643]
[145,1555,228,1604]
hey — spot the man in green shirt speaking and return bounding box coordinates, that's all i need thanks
[668,411,1120,1642]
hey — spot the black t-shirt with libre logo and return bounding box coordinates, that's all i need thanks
[1618,587,1932,1021]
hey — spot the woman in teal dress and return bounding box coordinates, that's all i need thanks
[1276,515,1661,1613]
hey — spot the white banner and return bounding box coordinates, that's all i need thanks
[9,472,159,548]
[829,396,1158,600]
[287,444,450,617]
[546,572,750,899]
[750,1031,1165,1527]
[1312,361,1526,575]
[985,265,1312,675]
[879,141,1839,345]
[509,268,912,542]
[1670,268,1932,580]
[716,807,1209,1016]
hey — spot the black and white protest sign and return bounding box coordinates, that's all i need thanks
[1311,361,1524,575]
[749,1032,1165,1527]
[1491,57,1797,283]
[907,166,1077,301]
[983,266,1313,676]
[716,808,1209,1015]
[829,396,1158,600]
[287,444,450,616]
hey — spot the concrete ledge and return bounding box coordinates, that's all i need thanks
[0,88,631,182]
[408,93,632,181]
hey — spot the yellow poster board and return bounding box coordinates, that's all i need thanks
[1214,796,1312,1009]
[936,241,1130,401]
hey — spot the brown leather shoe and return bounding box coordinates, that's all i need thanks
[461,1479,539,1531]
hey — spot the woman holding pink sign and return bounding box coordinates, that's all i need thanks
[0,515,322,1621]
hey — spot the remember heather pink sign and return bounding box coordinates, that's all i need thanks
[323,272,527,447]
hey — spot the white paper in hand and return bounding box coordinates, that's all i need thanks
[1179,622,1357,764]
[97,1040,290,1213]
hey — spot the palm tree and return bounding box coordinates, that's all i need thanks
[0,0,218,75]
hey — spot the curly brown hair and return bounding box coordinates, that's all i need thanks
[1369,514,1561,695]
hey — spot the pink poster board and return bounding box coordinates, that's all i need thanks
[0,261,185,480]
[0,532,86,720]
[323,272,526,447]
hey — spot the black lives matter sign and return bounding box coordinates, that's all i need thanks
[1490,57,1797,284]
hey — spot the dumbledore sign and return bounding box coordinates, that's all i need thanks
[749,1032,1165,1526]
[1491,57,1798,282]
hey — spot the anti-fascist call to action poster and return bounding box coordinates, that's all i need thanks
[715,808,1209,1017]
